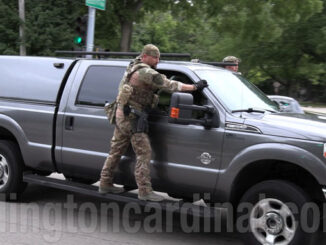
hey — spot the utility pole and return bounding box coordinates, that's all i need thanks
[18,0,26,56]
[85,0,106,58]
[86,7,96,58]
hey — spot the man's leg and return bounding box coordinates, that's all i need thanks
[99,118,131,193]
[131,132,164,201]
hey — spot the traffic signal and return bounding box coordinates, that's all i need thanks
[74,15,87,46]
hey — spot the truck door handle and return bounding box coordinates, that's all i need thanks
[65,116,74,130]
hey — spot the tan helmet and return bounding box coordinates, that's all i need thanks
[141,44,160,58]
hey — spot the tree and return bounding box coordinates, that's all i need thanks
[130,0,326,101]
[24,0,81,56]
[131,7,215,57]
[104,0,188,51]
[202,0,324,98]
[0,0,325,101]
[0,0,20,55]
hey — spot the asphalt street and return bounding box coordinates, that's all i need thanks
[2,181,326,245]
[0,182,244,245]
[302,107,326,114]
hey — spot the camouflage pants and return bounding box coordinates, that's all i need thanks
[100,116,153,196]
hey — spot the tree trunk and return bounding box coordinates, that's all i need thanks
[119,20,133,52]
[118,0,143,52]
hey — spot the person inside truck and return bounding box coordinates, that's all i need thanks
[223,56,241,73]
[99,44,208,202]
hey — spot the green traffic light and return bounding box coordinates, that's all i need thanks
[74,36,82,44]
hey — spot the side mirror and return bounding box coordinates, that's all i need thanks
[271,100,286,112]
[168,92,215,127]
[168,92,193,124]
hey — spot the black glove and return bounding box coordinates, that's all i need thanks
[195,80,208,90]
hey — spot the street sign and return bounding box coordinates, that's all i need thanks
[86,0,106,11]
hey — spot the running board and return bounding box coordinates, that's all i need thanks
[23,173,219,217]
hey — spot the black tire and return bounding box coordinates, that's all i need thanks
[0,140,27,200]
[237,180,318,245]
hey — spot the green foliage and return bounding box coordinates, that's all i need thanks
[132,11,177,52]
[24,0,81,56]
[94,3,120,51]
[199,0,325,100]
[0,0,19,54]
[0,0,325,101]
[131,7,216,58]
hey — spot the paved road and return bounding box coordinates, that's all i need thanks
[2,183,326,245]
[302,107,326,114]
[0,183,244,245]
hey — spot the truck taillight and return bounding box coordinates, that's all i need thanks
[324,143,326,158]
[170,107,180,118]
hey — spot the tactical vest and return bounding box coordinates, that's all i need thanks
[124,61,156,111]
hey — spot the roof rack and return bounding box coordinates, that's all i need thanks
[190,59,237,67]
[202,61,237,67]
[55,50,191,59]
[55,51,237,67]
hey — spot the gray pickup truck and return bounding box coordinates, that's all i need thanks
[0,55,325,245]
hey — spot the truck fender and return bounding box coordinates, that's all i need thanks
[0,114,29,161]
[216,143,326,201]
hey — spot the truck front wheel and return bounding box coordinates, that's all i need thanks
[0,140,26,199]
[238,180,318,245]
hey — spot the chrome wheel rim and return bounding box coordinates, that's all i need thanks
[0,154,9,189]
[250,198,296,245]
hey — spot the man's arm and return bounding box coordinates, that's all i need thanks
[180,84,196,92]
[140,68,208,92]
[151,73,208,93]
[181,80,208,91]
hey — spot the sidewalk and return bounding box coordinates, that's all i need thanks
[302,107,326,114]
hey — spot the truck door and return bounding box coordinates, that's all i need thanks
[57,61,126,179]
[146,71,225,198]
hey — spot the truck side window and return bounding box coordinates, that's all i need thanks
[154,71,189,113]
[76,66,125,106]
[155,70,207,116]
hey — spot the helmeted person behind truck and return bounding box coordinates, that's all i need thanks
[99,44,208,201]
[223,56,241,73]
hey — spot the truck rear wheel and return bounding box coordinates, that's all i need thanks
[0,140,26,200]
[238,180,317,245]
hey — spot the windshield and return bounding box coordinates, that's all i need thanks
[194,69,278,112]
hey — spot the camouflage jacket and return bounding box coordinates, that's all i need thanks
[117,56,183,111]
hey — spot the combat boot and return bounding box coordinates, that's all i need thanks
[138,191,164,202]
[99,184,125,194]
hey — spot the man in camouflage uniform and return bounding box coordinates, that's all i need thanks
[99,44,208,202]
[223,56,241,73]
